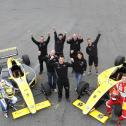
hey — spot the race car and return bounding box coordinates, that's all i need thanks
[0,47,51,119]
[0,47,36,89]
[72,56,126,124]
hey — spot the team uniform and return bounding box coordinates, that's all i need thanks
[53,62,72,101]
[45,55,58,90]
[31,35,50,74]
[72,57,87,87]
[67,38,83,59]
[86,34,101,67]
[54,31,66,57]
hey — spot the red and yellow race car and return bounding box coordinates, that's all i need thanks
[73,56,126,124]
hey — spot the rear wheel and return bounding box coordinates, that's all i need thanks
[94,92,109,108]
[41,82,51,97]
[22,55,30,66]
[114,105,122,117]
[76,81,89,98]
[114,56,125,66]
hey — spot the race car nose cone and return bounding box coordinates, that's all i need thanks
[30,105,36,114]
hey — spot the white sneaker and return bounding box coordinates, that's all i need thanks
[74,88,77,92]
[54,89,57,93]
[96,72,99,76]
[87,71,92,75]
[3,113,8,118]
[83,72,86,76]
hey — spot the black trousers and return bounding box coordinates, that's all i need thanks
[88,56,98,67]
[57,78,70,99]
[38,55,45,73]
[55,52,64,58]
[70,50,78,59]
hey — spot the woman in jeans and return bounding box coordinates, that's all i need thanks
[71,51,87,88]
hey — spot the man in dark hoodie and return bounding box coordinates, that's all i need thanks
[53,28,66,57]
[67,33,83,59]
[86,33,101,75]
[51,56,72,102]
[31,33,50,74]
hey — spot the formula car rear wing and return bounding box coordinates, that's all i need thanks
[0,47,18,60]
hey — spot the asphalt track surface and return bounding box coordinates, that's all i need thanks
[0,0,126,126]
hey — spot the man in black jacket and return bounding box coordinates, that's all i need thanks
[45,50,58,92]
[52,56,72,102]
[86,33,101,75]
[53,28,66,57]
[67,33,83,59]
[31,33,50,74]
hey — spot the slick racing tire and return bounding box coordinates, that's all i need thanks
[114,56,125,66]
[41,82,51,96]
[76,81,89,97]
[94,92,109,109]
[114,104,122,117]
[22,55,31,66]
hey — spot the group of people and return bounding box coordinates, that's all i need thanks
[31,29,126,126]
[31,28,101,102]
[0,28,126,126]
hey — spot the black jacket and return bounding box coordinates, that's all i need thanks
[67,38,83,52]
[72,58,87,74]
[53,62,72,80]
[54,31,66,53]
[86,34,101,57]
[31,36,50,57]
[45,55,58,72]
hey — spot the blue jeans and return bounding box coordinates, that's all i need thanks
[75,73,82,87]
[0,98,7,112]
[47,72,57,89]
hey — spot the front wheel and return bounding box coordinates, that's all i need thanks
[114,56,125,66]
[76,81,89,98]
[41,82,51,97]
[114,105,122,117]
[22,55,30,66]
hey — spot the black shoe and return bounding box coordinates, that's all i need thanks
[71,69,74,73]
[66,98,70,102]
[39,71,43,75]
[58,98,62,102]
[96,72,99,76]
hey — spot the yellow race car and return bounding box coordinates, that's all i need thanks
[0,47,36,89]
[72,56,126,124]
[0,47,51,119]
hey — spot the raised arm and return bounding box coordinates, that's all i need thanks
[94,33,101,45]
[46,33,51,45]
[63,32,66,42]
[31,35,39,46]
[78,34,84,43]
[67,36,72,44]
[53,28,58,41]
